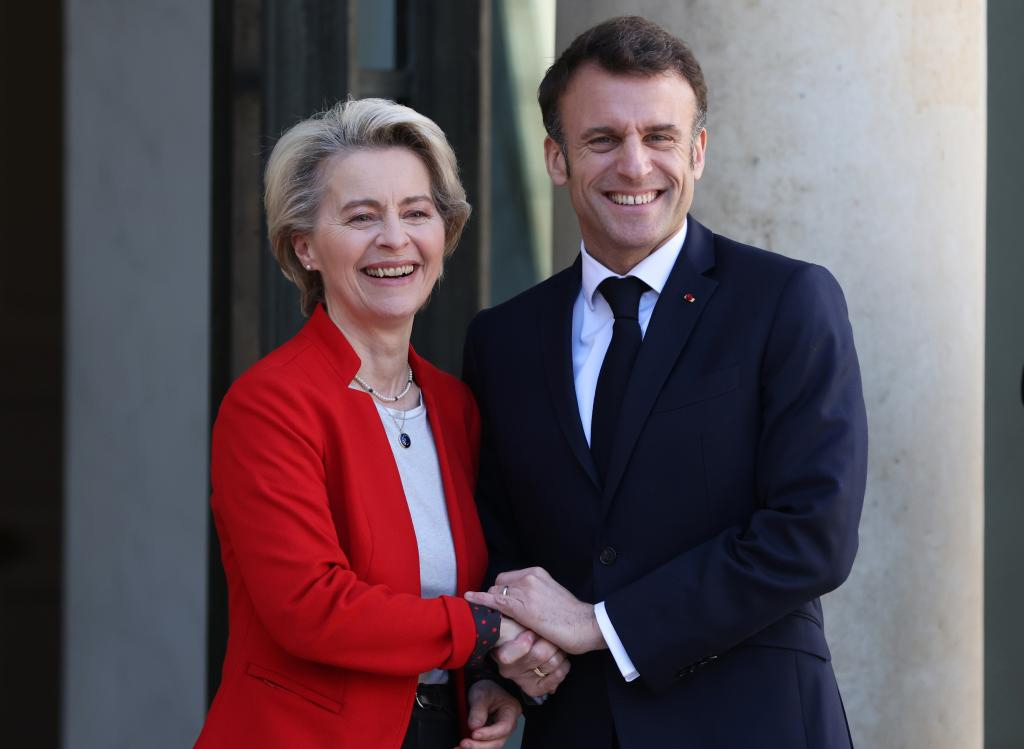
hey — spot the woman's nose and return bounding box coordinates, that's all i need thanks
[375,214,409,250]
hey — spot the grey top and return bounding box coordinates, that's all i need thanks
[375,396,457,685]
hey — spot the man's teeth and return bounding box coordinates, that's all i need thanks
[609,192,658,206]
[364,265,415,278]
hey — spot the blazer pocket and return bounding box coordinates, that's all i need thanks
[652,365,741,414]
[246,662,342,714]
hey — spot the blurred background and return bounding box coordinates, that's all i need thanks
[1,1,1020,747]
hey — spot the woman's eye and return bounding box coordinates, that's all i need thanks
[349,213,374,224]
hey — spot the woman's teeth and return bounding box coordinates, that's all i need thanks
[364,265,415,278]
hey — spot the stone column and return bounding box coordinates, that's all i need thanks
[64,2,211,746]
[552,3,986,747]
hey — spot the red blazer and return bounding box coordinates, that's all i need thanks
[195,306,487,748]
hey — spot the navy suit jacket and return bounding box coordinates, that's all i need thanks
[463,218,868,748]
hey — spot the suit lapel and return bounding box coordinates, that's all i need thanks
[602,220,719,505]
[540,257,601,491]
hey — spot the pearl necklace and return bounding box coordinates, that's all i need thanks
[353,366,414,403]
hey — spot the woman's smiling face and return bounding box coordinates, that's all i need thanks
[295,147,446,330]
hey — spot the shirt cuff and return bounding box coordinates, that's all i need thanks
[594,601,639,682]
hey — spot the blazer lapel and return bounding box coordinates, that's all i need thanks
[540,258,601,491]
[602,220,719,505]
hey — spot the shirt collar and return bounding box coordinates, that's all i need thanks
[580,219,689,310]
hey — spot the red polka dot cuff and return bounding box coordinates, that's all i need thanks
[465,603,501,672]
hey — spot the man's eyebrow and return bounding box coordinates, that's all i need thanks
[579,123,684,140]
[580,126,618,140]
[646,123,683,134]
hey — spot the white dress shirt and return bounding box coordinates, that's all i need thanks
[573,220,689,683]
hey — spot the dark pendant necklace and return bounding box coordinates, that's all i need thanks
[382,407,412,449]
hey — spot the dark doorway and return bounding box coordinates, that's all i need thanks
[0,1,65,746]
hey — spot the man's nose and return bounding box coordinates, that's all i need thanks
[616,136,653,181]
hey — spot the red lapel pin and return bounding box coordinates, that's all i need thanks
[683,292,696,303]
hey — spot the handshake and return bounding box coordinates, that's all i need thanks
[465,566,607,698]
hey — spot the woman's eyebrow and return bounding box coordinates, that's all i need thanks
[400,194,434,206]
[339,198,381,211]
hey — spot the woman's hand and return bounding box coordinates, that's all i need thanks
[496,614,525,647]
[458,680,522,749]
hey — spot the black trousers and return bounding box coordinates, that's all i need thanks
[401,684,459,749]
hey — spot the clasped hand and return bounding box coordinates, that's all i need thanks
[468,567,607,698]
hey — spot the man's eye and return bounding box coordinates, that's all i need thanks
[646,134,672,143]
[589,136,614,146]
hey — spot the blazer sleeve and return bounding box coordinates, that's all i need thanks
[211,371,478,676]
[604,264,868,693]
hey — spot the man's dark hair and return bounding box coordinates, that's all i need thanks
[538,16,708,147]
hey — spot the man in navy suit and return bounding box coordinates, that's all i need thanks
[464,15,867,748]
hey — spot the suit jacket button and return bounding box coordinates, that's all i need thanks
[599,546,617,565]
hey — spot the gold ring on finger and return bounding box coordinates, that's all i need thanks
[533,667,549,678]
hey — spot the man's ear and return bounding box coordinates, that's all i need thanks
[692,127,707,181]
[544,136,569,186]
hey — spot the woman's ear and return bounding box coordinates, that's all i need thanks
[292,234,315,271]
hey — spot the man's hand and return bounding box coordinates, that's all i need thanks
[466,567,606,655]
[459,679,522,749]
[492,628,570,698]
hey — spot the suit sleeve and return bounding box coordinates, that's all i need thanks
[211,373,478,676]
[604,264,868,693]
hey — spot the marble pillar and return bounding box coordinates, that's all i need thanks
[63,2,211,747]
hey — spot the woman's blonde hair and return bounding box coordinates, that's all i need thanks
[264,98,472,316]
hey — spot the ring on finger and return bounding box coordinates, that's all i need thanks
[532,667,548,678]
[501,585,509,596]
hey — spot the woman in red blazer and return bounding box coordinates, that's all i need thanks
[195,99,561,749]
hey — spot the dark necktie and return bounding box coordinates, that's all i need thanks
[591,276,649,483]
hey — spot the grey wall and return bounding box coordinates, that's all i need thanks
[63,2,211,747]
[553,3,986,747]
[985,2,1024,747]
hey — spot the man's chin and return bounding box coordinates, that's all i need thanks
[601,229,664,257]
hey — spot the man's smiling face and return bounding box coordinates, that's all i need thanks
[545,63,707,274]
